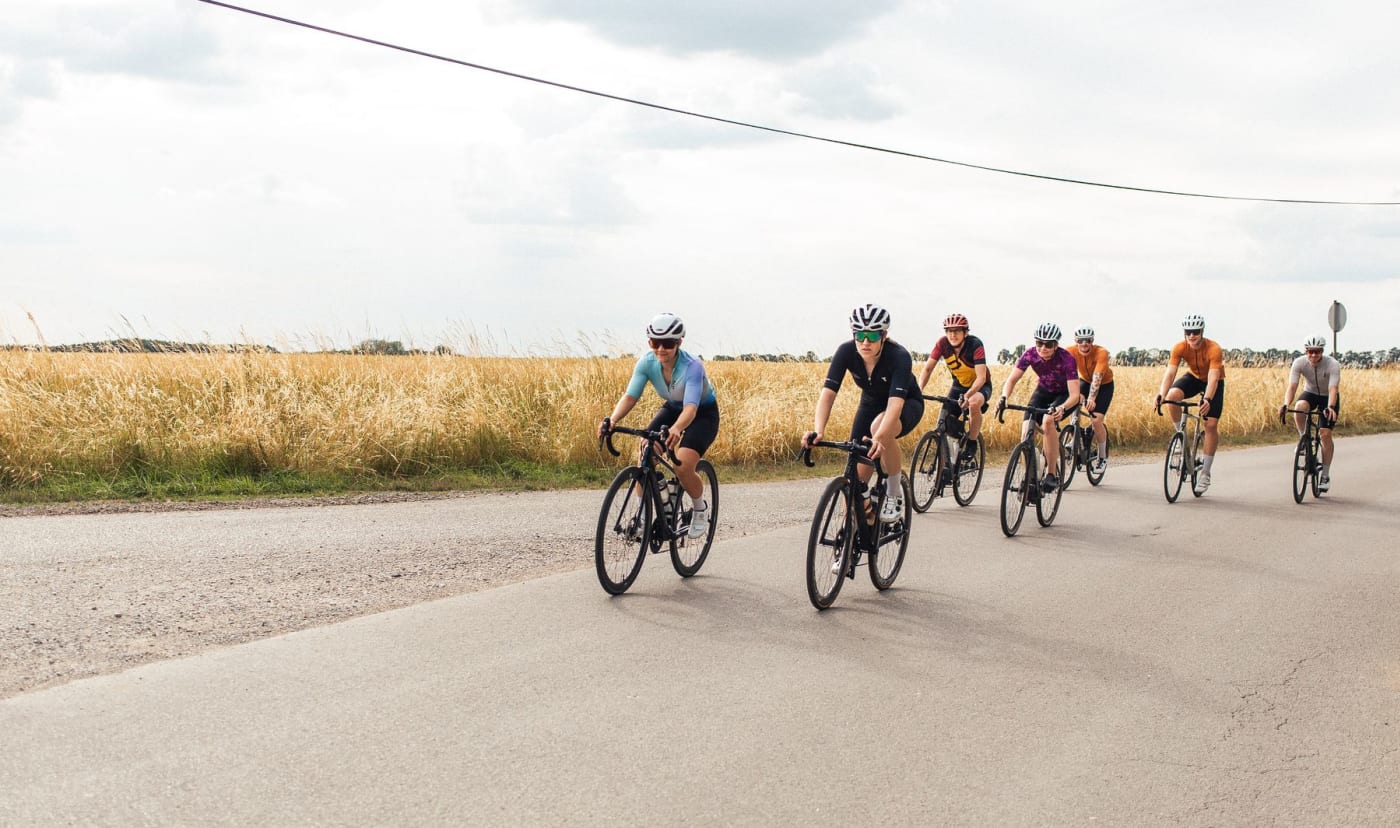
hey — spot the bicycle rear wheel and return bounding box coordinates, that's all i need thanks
[869,477,912,590]
[1163,432,1186,503]
[595,467,652,595]
[1190,429,1206,498]
[1000,444,1032,537]
[1086,429,1108,487]
[671,459,718,577]
[806,478,854,609]
[1036,440,1067,526]
[1058,427,1078,488]
[908,431,941,513]
[952,436,985,506]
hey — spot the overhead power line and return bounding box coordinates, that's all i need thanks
[197,0,1400,206]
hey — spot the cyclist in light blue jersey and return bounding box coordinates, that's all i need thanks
[599,313,718,538]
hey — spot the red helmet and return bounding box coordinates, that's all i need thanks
[943,313,969,329]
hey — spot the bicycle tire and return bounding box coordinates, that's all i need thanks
[1291,436,1310,503]
[806,478,854,610]
[909,431,940,513]
[1190,429,1206,498]
[1309,436,1323,499]
[671,459,718,577]
[869,477,912,590]
[1163,432,1186,503]
[1000,443,1032,537]
[595,467,651,595]
[1058,426,1078,489]
[952,436,985,506]
[1085,429,1108,487]
[1036,439,1067,526]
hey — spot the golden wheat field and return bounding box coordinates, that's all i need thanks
[1,350,1398,491]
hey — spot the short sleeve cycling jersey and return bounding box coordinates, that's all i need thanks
[1071,345,1114,385]
[625,350,717,407]
[824,340,918,403]
[1288,354,1341,395]
[1169,338,1226,380]
[1015,346,1079,394]
[929,334,988,388]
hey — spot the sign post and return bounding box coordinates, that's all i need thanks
[1326,301,1347,357]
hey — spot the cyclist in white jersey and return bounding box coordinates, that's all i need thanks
[1278,336,1341,491]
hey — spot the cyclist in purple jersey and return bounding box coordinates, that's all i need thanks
[996,322,1082,490]
[599,312,718,539]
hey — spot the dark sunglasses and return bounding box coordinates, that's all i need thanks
[1305,348,1323,355]
[1184,329,1204,336]
[1035,340,1057,348]
[853,330,884,343]
[649,338,679,349]
[1076,338,1094,344]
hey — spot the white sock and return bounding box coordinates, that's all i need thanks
[1098,440,1108,457]
[886,472,902,497]
[1201,455,1215,474]
[693,498,707,512]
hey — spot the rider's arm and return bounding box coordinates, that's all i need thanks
[917,354,937,390]
[973,362,989,391]
[1328,361,1340,409]
[1158,353,1180,401]
[1204,367,1222,403]
[1281,380,1299,410]
[603,394,640,434]
[1000,365,1024,400]
[811,387,838,442]
[670,403,699,437]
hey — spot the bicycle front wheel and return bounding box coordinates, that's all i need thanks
[1086,430,1108,487]
[1000,444,1032,537]
[806,478,854,609]
[1036,440,1067,527]
[909,431,941,513]
[1309,438,1323,499]
[952,436,985,506]
[1190,429,1206,498]
[671,459,718,577]
[1058,427,1078,489]
[869,477,912,590]
[1163,432,1186,503]
[595,467,652,595]
[1292,436,1310,504]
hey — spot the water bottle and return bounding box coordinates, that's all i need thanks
[664,477,680,526]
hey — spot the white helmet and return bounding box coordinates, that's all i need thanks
[1034,322,1061,342]
[646,312,685,339]
[1181,313,1205,331]
[849,303,891,332]
[1073,326,1095,340]
[1304,335,1326,350]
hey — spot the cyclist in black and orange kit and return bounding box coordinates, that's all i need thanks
[1070,326,1114,474]
[1157,313,1225,494]
[917,312,991,465]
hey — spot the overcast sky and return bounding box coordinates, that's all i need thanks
[3,0,1399,356]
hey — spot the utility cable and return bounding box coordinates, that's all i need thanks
[195,0,1400,206]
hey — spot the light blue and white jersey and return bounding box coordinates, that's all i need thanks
[625,350,717,407]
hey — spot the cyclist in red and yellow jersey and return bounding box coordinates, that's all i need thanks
[1156,313,1224,494]
[917,312,991,464]
[1070,326,1113,474]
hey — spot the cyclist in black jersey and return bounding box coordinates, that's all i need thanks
[802,303,924,523]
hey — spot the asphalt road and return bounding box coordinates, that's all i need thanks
[3,434,1398,825]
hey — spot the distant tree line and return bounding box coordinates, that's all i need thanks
[3,339,278,354]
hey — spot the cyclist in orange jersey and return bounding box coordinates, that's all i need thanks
[1070,326,1114,474]
[1156,313,1224,494]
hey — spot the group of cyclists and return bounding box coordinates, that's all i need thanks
[598,305,1342,536]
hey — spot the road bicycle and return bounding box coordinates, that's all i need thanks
[1057,404,1109,489]
[594,420,718,595]
[995,401,1070,537]
[1281,405,1331,503]
[799,436,913,610]
[1156,397,1206,503]
[908,393,986,512]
